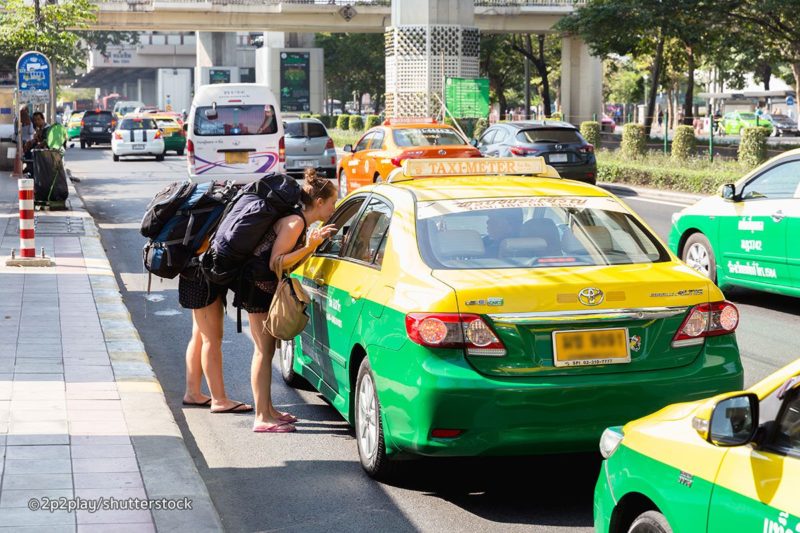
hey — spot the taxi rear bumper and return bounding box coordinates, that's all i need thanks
[376,335,742,457]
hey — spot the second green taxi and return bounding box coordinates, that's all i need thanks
[282,157,744,478]
[669,148,800,298]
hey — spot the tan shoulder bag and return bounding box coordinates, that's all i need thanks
[263,254,311,340]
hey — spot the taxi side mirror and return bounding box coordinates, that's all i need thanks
[470,139,479,147]
[704,393,759,447]
[721,183,738,201]
[343,144,353,153]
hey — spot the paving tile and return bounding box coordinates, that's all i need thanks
[9,409,68,422]
[0,507,75,527]
[3,458,73,474]
[66,400,122,412]
[6,434,69,446]
[65,390,119,401]
[5,444,70,460]
[64,367,114,384]
[72,472,143,490]
[72,457,139,474]
[77,524,153,533]
[73,488,146,501]
[77,509,152,526]
[8,420,69,435]
[65,382,117,392]
[70,435,131,446]
[1,526,76,533]
[1,473,73,490]
[0,489,74,509]
[67,410,125,422]
[14,363,64,374]
[12,373,65,382]
[69,444,134,459]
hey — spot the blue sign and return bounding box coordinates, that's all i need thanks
[17,51,52,104]
[787,95,795,107]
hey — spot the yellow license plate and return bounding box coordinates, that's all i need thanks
[224,151,249,164]
[552,328,630,367]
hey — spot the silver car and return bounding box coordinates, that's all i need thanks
[283,118,337,179]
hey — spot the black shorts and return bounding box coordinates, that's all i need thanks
[178,267,226,310]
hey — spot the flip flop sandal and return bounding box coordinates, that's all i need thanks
[278,413,298,423]
[182,398,212,408]
[253,422,296,433]
[210,401,254,414]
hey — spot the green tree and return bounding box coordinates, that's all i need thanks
[480,34,522,117]
[316,32,385,114]
[0,0,138,77]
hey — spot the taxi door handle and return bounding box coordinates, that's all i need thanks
[314,277,326,286]
[350,287,364,301]
[772,210,785,222]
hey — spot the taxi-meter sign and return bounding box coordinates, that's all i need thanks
[403,157,546,178]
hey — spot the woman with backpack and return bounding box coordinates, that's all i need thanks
[179,268,254,414]
[243,170,337,433]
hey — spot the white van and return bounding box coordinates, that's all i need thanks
[186,84,284,182]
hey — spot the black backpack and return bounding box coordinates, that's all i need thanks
[142,180,237,284]
[199,173,301,287]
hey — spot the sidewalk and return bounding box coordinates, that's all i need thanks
[0,172,222,532]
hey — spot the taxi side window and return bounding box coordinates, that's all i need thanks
[370,130,385,150]
[741,160,800,200]
[343,199,392,267]
[317,198,366,256]
[493,128,508,144]
[355,133,372,152]
[769,388,800,456]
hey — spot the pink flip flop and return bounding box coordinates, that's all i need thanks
[253,422,296,433]
[278,413,298,423]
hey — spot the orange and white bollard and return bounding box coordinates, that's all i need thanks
[5,178,53,267]
[18,178,35,258]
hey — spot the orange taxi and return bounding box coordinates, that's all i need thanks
[337,119,481,194]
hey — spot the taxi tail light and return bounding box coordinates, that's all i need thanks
[113,132,123,140]
[187,139,195,166]
[672,301,739,347]
[391,155,406,167]
[154,130,162,139]
[279,135,286,163]
[509,146,539,156]
[80,120,85,127]
[405,313,506,357]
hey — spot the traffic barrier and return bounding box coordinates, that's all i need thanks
[18,178,35,258]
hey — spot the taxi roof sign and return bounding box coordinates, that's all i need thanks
[398,157,547,180]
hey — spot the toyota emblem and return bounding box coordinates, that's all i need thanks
[578,288,604,306]
[438,149,447,155]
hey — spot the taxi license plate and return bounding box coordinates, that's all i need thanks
[132,144,145,150]
[224,152,249,164]
[549,153,568,163]
[296,159,316,168]
[92,127,103,132]
[552,328,630,367]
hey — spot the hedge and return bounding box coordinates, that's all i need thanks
[621,124,646,159]
[671,125,696,160]
[365,114,381,130]
[580,121,600,147]
[336,114,351,130]
[597,159,741,194]
[473,118,489,140]
[738,126,769,167]
[348,114,364,131]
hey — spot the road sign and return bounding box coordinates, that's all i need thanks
[445,77,489,118]
[787,95,795,107]
[16,51,52,105]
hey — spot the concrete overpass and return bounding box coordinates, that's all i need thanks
[90,0,585,33]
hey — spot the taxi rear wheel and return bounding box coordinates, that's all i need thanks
[355,358,394,479]
[113,154,119,162]
[628,510,672,533]
[373,173,382,183]
[278,338,307,388]
[682,233,716,282]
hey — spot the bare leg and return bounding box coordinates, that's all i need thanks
[183,312,210,405]
[194,298,251,413]
[249,312,285,427]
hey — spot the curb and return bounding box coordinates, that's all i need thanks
[66,178,224,532]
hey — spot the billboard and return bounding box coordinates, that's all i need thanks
[280,52,310,112]
[445,77,490,119]
[209,69,231,85]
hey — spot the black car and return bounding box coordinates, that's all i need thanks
[765,114,799,137]
[474,120,597,184]
[80,110,116,148]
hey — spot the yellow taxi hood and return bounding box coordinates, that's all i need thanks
[431,261,721,315]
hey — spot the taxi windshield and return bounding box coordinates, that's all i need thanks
[416,196,669,269]
[393,127,466,147]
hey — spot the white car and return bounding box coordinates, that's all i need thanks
[112,115,165,161]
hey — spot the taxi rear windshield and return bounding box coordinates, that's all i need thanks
[416,196,669,269]
[120,118,156,130]
[193,105,278,136]
[517,128,582,144]
[393,128,466,147]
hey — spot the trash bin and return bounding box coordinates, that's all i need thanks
[32,148,68,203]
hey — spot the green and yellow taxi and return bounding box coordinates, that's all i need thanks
[150,113,186,155]
[594,358,800,533]
[66,112,84,140]
[281,157,744,478]
[720,110,773,136]
[669,149,800,298]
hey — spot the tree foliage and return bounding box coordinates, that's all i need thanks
[316,32,385,113]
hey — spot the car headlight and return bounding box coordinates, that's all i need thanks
[599,427,624,459]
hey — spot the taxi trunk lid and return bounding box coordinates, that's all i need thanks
[432,262,713,378]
